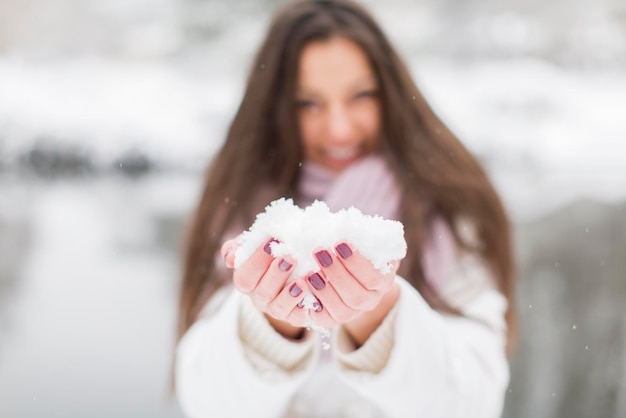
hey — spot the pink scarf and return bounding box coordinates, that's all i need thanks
[296,154,455,293]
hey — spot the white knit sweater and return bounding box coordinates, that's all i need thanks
[175,156,510,417]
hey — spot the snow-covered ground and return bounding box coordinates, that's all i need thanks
[414,58,626,220]
[1,55,624,220]
[0,175,196,417]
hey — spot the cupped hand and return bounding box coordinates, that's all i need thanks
[221,236,309,337]
[222,236,401,343]
[304,242,401,333]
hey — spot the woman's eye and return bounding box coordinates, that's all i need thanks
[353,90,377,101]
[296,100,318,109]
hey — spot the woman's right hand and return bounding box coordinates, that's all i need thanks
[221,237,309,339]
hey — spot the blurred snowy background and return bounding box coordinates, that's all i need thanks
[0,0,625,417]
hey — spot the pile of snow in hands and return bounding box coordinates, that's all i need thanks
[234,198,407,314]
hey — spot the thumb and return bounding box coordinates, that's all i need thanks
[221,238,240,269]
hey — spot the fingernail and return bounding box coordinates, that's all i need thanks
[312,298,323,312]
[279,259,292,272]
[315,250,333,267]
[308,272,326,290]
[297,299,304,308]
[335,243,353,259]
[289,282,302,297]
[263,238,279,254]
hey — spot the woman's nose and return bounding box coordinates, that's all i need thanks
[326,104,354,143]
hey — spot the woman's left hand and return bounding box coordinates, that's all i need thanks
[305,242,401,346]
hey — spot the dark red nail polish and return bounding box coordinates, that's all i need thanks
[279,259,292,272]
[308,272,326,290]
[335,243,353,259]
[263,238,279,254]
[312,298,323,312]
[289,282,302,297]
[315,250,333,267]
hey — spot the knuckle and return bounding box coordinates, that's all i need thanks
[254,293,272,307]
[346,291,379,311]
[344,294,361,308]
[361,276,380,290]
[267,304,285,320]
[251,295,270,311]
[268,301,289,319]
[343,292,368,309]
[233,276,254,293]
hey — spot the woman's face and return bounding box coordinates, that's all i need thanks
[296,37,381,173]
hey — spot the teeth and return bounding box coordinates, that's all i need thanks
[326,147,360,160]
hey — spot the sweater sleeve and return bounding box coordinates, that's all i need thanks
[237,292,318,375]
[175,287,317,418]
[333,270,509,418]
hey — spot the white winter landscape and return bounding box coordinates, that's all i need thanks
[0,0,625,417]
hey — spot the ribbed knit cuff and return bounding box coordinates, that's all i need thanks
[238,294,317,374]
[333,304,398,374]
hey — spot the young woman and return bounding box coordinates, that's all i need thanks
[175,1,516,417]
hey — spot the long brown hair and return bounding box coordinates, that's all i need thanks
[177,0,516,351]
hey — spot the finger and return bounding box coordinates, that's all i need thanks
[306,270,357,324]
[308,300,337,329]
[313,248,380,311]
[252,256,296,311]
[267,278,306,321]
[232,237,276,293]
[284,298,310,328]
[333,242,396,292]
[221,238,239,269]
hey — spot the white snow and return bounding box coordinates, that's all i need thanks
[1,55,624,221]
[0,56,238,169]
[413,58,626,221]
[234,198,406,312]
[0,177,189,417]
[234,198,406,276]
